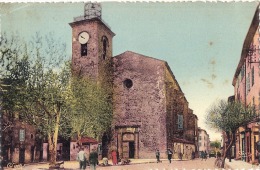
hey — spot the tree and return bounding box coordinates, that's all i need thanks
[210,140,221,149]
[21,34,71,166]
[210,140,221,156]
[68,51,113,150]
[1,32,114,165]
[68,76,113,145]
[0,33,71,166]
[0,33,29,162]
[205,100,257,168]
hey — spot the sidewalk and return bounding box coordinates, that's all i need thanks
[5,159,158,170]
[225,159,260,170]
[7,158,189,170]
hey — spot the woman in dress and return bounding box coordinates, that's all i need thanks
[111,150,118,165]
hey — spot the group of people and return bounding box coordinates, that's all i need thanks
[156,148,198,162]
[77,148,118,170]
[77,148,98,170]
[78,147,205,169]
[155,148,173,163]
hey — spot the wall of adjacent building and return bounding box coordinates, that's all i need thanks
[2,115,36,164]
[232,6,260,162]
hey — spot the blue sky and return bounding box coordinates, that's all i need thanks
[1,2,258,140]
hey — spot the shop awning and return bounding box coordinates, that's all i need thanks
[80,136,98,144]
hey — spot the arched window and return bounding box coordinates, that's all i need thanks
[102,36,108,60]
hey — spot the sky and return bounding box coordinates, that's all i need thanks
[1,2,259,141]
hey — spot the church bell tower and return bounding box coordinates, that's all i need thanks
[69,3,115,79]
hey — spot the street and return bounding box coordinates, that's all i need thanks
[9,158,220,170]
[94,158,217,170]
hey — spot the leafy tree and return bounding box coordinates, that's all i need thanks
[210,140,221,155]
[0,33,71,166]
[68,76,113,145]
[205,100,256,168]
[21,34,71,166]
[0,34,29,162]
[1,32,114,164]
[210,140,221,149]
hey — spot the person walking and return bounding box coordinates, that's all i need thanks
[89,148,98,170]
[77,147,87,170]
[192,151,195,160]
[111,150,118,165]
[204,150,207,161]
[200,151,204,161]
[167,148,173,163]
[201,151,206,161]
[155,149,160,163]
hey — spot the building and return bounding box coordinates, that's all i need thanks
[2,113,38,164]
[1,3,199,163]
[232,5,260,163]
[198,128,210,155]
[70,3,199,159]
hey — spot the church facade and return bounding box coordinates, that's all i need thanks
[70,3,198,159]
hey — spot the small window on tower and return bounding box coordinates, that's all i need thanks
[102,36,108,60]
[81,44,88,56]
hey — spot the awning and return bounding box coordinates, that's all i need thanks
[80,136,98,144]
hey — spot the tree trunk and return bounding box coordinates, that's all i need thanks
[228,135,231,162]
[77,131,82,147]
[48,134,56,165]
[221,131,235,168]
[48,107,61,166]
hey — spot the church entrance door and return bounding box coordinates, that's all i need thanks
[116,127,139,159]
[129,141,135,158]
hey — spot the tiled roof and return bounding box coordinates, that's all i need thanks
[80,136,98,144]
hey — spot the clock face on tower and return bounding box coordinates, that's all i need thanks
[78,32,89,44]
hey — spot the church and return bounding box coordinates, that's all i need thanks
[69,3,198,159]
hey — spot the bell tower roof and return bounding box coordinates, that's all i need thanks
[74,2,102,21]
[69,2,115,36]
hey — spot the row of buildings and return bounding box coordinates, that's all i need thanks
[1,3,210,164]
[226,4,260,163]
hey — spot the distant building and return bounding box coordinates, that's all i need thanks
[198,128,210,154]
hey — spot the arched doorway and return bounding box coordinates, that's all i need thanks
[116,126,139,159]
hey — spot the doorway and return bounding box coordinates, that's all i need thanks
[19,148,25,165]
[129,142,135,158]
[117,127,139,159]
[30,146,35,162]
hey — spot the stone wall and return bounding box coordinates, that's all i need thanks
[112,51,167,158]
[70,18,114,79]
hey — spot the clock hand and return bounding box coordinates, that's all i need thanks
[81,36,85,39]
